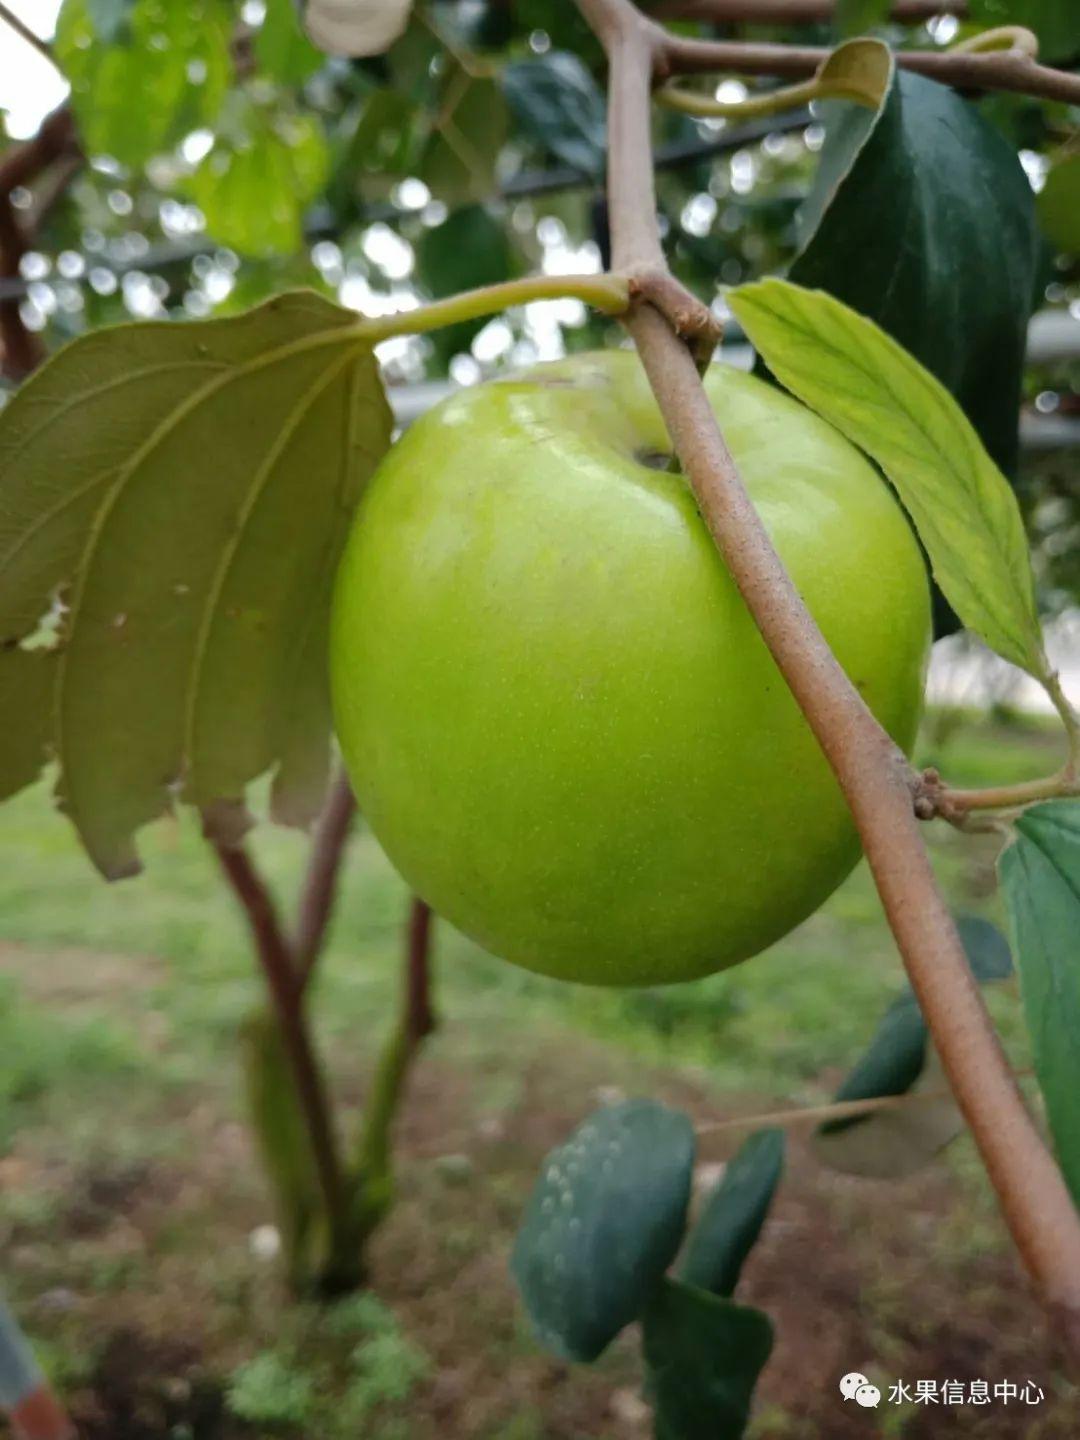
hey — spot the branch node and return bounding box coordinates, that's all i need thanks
[627,267,723,370]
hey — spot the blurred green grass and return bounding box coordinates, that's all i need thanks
[0,708,1059,1125]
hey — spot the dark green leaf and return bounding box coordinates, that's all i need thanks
[679,1130,784,1299]
[256,0,324,86]
[956,914,1014,983]
[643,1279,773,1440]
[729,279,1047,680]
[791,70,1039,492]
[1038,154,1080,255]
[1000,800,1080,1204]
[0,292,392,876]
[971,1,1080,62]
[821,997,927,1134]
[812,917,1012,1175]
[511,1100,695,1362]
[57,0,232,168]
[501,51,606,176]
[186,110,329,257]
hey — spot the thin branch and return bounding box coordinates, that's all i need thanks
[696,1068,1036,1136]
[295,769,358,991]
[653,0,967,19]
[576,0,1080,1341]
[0,0,55,64]
[210,834,346,1230]
[660,30,1080,106]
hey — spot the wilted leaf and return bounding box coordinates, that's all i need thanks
[512,1100,695,1362]
[502,51,606,176]
[1038,154,1080,255]
[57,0,232,168]
[729,279,1047,680]
[186,110,329,257]
[256,0,325,85]
[791,70,1039,515]
[1000,800,1080,1204]
[0,291,392,876]
[679,1129,784,1298]
[301,0,413,57]
[643,1279,773,1440]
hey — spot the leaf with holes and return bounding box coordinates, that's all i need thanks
[501,51,606,176]
[1000,800,1080,1204]
[512,1100,695,1362]
[812,917,1012,1176]
[643,1279,773,1440]
[57,0,232,168]
[729,279,1047,680]
[679,1129,784,1298]
[0,291,392,877]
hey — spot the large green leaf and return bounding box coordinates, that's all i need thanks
[679,1130,784,1299]
[511,1100,695,1362]
[791,70,1039,499]
[643,1279,773,1440]
[729,279,1047,680]
[813,918,1012,1177]
[972,1,1080,61]
[501,52,606,177]
[56,0,232,168]
[0,292,392,877]
[1000,801,1080,1204]
[186,109,330,257]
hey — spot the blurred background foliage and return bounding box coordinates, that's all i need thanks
[0,0,1077,611]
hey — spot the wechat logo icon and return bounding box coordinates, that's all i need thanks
[840,1372,881,1408]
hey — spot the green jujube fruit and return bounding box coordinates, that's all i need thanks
[330,350,931,985]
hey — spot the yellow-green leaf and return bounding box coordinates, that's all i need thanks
[0,291,392,877]
[729,278,1046,679]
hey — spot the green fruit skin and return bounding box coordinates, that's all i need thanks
[331,351,931,986]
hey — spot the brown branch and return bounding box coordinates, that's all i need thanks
[405,896,436,1046]
[576,0,1080,1342]
[210,834,346,1228]
[660,31,1080,106]
[653,0,967,21]
[294,769,358,990]
[0,107,78,384]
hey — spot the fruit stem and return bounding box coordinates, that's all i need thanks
[576,0,1080,1343]
[354,274,631,345]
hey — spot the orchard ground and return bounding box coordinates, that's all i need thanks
[0,711,1076,1439]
